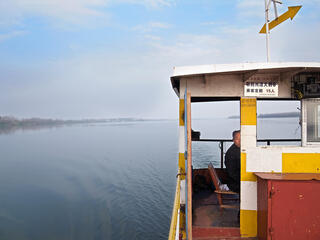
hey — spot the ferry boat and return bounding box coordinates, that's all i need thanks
[168,62,320,240]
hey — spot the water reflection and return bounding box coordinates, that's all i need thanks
[0,125,63,135]
[0,121,177,240]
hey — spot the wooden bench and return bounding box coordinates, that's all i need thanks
[208,163,239,209]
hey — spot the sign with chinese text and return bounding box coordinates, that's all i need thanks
[244,74,279,97]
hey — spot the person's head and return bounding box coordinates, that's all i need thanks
[232,130,240,148]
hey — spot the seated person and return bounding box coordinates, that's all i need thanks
[225,130,240,193]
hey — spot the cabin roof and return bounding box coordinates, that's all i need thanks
[172,62,320,78]
[171,62,320,97]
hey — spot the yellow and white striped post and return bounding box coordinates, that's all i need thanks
[240,97,258,238]
[179,97,186,179]
[179,80,187,239]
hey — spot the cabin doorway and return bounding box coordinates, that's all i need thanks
[190,101,241,231]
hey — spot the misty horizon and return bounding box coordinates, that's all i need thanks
[1,1,319,119]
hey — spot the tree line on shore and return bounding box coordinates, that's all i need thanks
[0,116,151,130]
[0,116,160,134]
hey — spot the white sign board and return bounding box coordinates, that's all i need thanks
[244,74,279,97]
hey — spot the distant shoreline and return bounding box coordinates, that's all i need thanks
[229,112,299,119]
[0,116,171,134]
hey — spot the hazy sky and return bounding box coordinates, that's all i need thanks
[1,0,319,119]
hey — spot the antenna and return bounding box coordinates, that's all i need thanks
[264,0,282,62]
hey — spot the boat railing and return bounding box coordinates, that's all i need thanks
[194,138,301,168]
[168,170,182,240]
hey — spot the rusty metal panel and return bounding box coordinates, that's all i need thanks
[271,180,320,240]
[257,178,269,240]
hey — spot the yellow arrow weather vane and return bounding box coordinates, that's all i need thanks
[260,6,302,34]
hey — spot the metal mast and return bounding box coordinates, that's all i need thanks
[264,0,282,62]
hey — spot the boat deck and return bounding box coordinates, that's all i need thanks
[192,169,247,239]
[192,190,258,239]
[193,190,239,227]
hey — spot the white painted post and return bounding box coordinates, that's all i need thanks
[265,0,270,62]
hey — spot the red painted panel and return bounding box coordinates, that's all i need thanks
[192,226,240,238]
[271,180,320,240]
[257,178,269,240]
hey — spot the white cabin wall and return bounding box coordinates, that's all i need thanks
[181,73,291,98]
[246,146,320,173]
[278,75,291,98]
[184,74,243,97]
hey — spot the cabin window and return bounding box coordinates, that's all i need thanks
[191,101,240,168]
[305,99,320,142]
[257,100,301,146]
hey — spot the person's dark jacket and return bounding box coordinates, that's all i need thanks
[224,144,240,193]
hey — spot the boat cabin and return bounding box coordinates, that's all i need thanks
[168,62,320,240]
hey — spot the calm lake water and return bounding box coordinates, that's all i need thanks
[0,118,300,240]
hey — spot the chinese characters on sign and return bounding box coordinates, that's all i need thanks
[244,74,279,97]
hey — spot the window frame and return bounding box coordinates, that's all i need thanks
[302,98,320,146]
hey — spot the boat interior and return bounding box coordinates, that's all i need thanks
[190,136,243,239]
[192,167,240,228]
